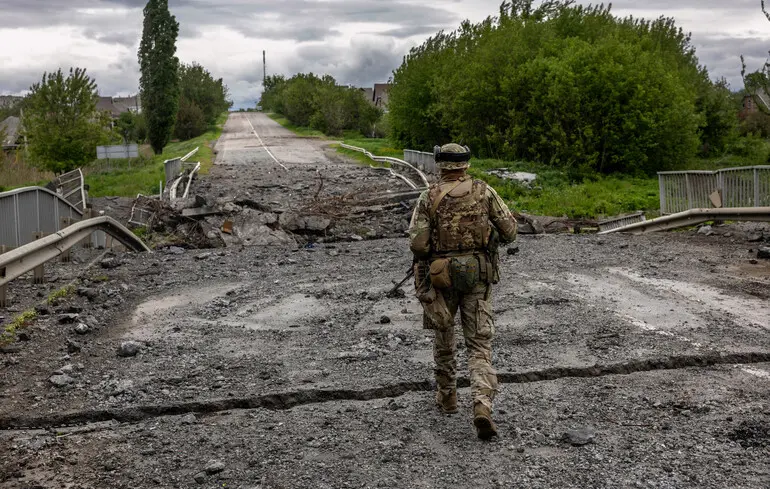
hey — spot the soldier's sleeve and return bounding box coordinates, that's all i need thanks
[408,190,432,258]
[487,186,517,244]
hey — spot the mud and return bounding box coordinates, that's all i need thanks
[1,113,769,488]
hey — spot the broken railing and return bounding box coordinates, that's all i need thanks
[0,217,150,307]
[658,166,770,214]
[598,207,770,235]
[340,144,429,189]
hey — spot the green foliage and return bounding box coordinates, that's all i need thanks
[178,62,232,130]
[23,68,112,174]
[116,111,148,144]
[261,73,382,137]
[85,112,225,197]
[174,96,207,140]
[389,0,736,175]
[138,0,180,154]
[740,111,770,138]
[47,285,75,305]
[1,309,38,346]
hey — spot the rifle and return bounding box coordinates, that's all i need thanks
[387,267,415,298]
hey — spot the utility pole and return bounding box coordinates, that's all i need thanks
[263,50,266,88]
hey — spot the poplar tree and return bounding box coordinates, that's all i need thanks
[138,0,180,154]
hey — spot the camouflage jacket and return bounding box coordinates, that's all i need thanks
[409,174,518,259]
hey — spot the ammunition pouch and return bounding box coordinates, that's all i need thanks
[450,255,480,293]
[416,285,454,331]
[429,258,452,289]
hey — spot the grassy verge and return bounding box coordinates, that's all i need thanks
[85,112,227,198]
[267,113,326,138]
[0,154,55,191]
[1,309,38,346]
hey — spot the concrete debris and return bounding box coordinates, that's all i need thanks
[74,323,90,335]
[49,374,75,388]
[561,427,596,446]
[117,341,142,358]
[487,169,538,186]
[698,225,713,236]
[758,247,770,260]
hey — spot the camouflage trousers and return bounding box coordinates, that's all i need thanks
[433,282,498,409]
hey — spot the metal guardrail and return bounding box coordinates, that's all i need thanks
[598,207,770,235]
[0,187,84,248]
[403,149,437,174]
[340,144,429,189]
[0,217,150,289]
[48,169,87,211]
[598,212,646,233]
[168,162,201,200]
[658,166,770,214]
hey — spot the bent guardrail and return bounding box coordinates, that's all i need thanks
[340,144,429,189]
[0,217,150,306]
[598,207,770,235]
[0,186,84,248]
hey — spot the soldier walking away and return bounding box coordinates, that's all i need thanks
[408,143,518,440]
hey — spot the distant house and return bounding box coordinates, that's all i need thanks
[1,116,21,151]
[373,84,391,109]
[740,89,770,120]
[97,95,141,119]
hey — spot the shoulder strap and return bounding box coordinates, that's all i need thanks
[430,180,463,218]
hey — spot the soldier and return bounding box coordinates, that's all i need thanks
[409,143,517,440]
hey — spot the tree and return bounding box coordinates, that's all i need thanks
[23,68,112,174]
[178,62,232,127]
[259,73,383,137]
[389,1,733,175]
[138,0,180,154]
[174,97,207,140]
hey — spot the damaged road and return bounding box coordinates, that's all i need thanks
[1,113,769,488]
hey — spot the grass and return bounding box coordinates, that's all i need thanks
[267,113,326,138]
[1,309,38,346]
[0,153,55,191]
[47,285,75,305]
[85,112,227,198]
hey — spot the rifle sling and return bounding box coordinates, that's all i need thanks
[430,180,463,218]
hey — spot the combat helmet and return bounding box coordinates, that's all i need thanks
[434,143,471,170]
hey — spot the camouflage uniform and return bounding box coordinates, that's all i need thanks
[409,157,517,418]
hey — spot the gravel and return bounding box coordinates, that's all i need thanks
[1,114,768,488]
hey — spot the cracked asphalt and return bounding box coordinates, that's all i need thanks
[1,113,769,488]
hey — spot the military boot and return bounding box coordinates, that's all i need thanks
[473,403,498,440]
[435,389,458,414]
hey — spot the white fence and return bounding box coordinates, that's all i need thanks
[96,144,139,160]
[658,166,770,214]
[403,150,437,174]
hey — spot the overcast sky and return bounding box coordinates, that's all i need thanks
[1,0,770,109]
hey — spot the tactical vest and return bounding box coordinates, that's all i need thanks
[428,177,490,254]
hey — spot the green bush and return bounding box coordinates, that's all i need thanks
[261,73,382,137]
[388,1,736,175]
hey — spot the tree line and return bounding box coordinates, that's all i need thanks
[260,73,382,136]
[388,0,740,176]
[4,0,231,174]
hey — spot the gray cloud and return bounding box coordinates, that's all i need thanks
[2,0,770,107]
